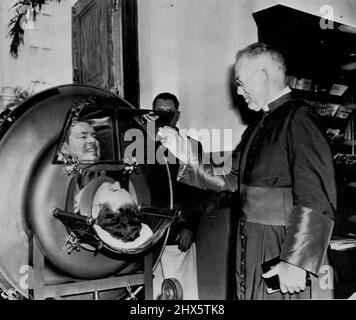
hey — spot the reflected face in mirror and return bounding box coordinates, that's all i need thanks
[62,121,101,163]
[94,181,135,212]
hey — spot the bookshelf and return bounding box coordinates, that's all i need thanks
[253,5,356,150]
[253,4,356,168]
[288,80,353,143]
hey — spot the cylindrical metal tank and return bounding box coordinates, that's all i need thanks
[0,84,172,299]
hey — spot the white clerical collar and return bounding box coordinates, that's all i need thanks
[262,87,292,112]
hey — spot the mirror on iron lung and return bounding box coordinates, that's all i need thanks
[51,97,178,252]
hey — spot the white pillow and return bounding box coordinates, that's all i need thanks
[93,222,153,250]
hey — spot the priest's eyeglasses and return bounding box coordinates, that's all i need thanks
[235,69,266,89]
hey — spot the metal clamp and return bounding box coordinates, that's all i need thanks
[0,287,19,300]
[125,283,138,300]
[123,157,139,176]
[64,232,81,254]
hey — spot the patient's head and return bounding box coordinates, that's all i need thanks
[93,181,142,242]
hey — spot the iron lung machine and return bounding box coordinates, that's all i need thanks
[0,84,181,300]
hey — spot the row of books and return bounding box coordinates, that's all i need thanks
[312,102,352,119]
[334,154,356,166]
[310,103,352,140]
[287,76,314,91]
[287,76,349,97]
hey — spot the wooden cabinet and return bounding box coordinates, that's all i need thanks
[72,0,139,107]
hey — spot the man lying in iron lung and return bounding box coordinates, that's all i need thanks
[87,180,153,247]
[61,120,152,245]
[93,181,143,243]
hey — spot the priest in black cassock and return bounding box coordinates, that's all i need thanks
[157,42,337,300]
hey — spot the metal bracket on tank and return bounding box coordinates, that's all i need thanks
[0,272,21,300]
[123,157,139,176]
[0,288,19,300]
[64,232,81,254]
[53,208,103,254]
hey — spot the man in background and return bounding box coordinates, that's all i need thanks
[151,92,210,300]
[152,92,202,252]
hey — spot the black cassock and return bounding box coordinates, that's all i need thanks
[178,92,337,299]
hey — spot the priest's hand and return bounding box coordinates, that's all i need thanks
[262,261,307,294]
[157,126,191,164]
